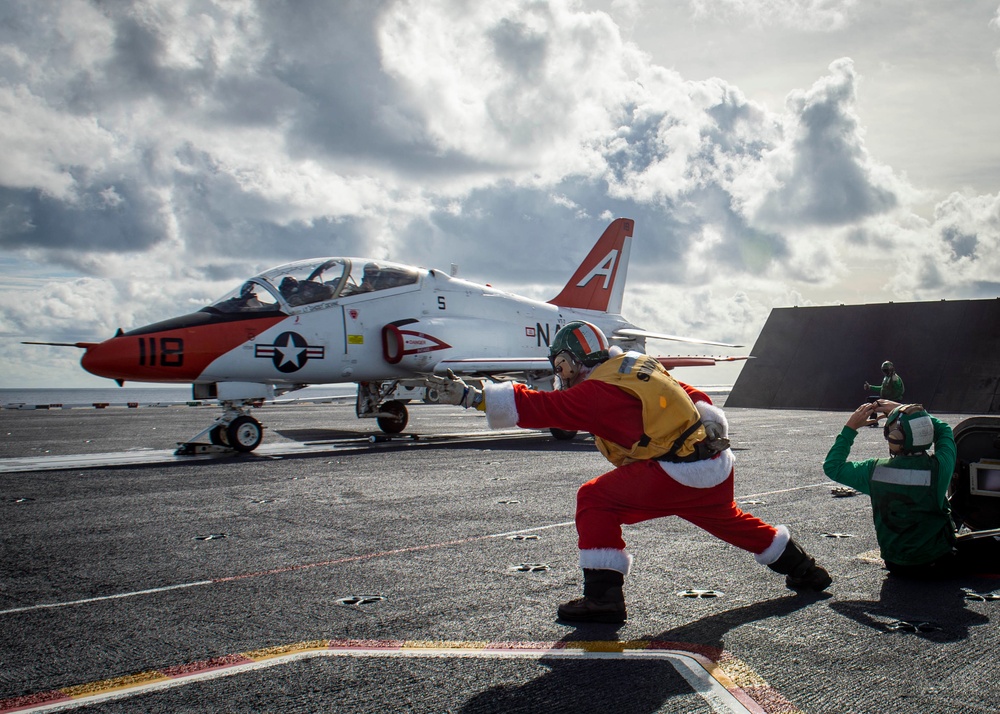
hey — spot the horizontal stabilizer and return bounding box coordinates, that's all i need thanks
[613,328,742,349]
[657,356,751,369]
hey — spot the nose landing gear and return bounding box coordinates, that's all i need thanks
[176,399,265,455]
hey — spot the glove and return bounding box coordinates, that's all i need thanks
[703,420,725,441]
[428,370,483,409]
[863,381,870,390]
[701,420,730,454]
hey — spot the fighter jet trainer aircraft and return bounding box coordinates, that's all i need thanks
[28,219,745,453]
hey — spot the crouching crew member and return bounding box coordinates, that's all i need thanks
[824,400,999,578]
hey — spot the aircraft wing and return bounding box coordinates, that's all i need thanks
[612,328,742,348]
[434,355,750,377]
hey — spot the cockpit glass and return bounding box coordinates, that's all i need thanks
[260,259,348,307]
[207,258,418,312]
[208,280,280,314]
[340,261,420,296]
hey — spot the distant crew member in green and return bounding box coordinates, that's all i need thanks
[865,360,904,400]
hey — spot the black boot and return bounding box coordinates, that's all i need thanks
[557,569,627,623]
[768,539,833,591]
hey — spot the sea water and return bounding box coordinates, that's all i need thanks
[0,385,356,409]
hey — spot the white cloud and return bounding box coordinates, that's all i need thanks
[377,0,641,178]
[1,0,999,388]
[992,3,1000,69]
[688,0,860,32]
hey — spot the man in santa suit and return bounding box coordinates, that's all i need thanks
[435,320,832,623]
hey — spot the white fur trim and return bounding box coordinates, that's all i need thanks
[754,525,791,565]
[579,548,633,575]
[659,448,733,488]
[483,381,518,429]
[696,401,728,438]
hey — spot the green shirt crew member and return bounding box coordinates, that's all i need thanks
[824,400,958,578]
[865,360,904,401]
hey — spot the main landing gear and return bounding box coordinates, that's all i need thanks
[175,399,264,455]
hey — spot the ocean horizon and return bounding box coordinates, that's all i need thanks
[0,384,357,409]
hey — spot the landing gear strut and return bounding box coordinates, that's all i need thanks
[176,399,265,455]
[357,381,410,434]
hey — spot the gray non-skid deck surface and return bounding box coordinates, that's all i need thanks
[2,400,998,713]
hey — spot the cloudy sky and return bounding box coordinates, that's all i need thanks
[2,0,999,389]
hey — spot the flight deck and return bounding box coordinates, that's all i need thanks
[1,400,998,713]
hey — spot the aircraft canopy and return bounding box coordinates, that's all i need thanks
[207,258,421,313]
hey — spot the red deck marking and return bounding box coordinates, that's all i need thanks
[160,654,255,678]
[0,691,72,713]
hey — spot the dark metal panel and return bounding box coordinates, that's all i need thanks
[728,298,1000,413]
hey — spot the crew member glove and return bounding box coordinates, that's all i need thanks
[701,421,730,454]
[429,370,484,409]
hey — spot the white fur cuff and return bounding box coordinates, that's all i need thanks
[696,401,728,438]
[754,525,791,565]
[483,381,518,429]
[579,548,633,575]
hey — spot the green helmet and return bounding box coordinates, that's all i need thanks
[883,403,933,454]
[549,320,611,368]
[881,360,894,373]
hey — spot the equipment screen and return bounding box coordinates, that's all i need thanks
[969,461,1000,498]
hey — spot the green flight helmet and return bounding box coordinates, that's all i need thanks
[883,403,933,455]
[549,320,611,368]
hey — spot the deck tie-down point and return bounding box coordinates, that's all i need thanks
[335,595,385,606]
[509,563,549,572]
[677,589,724,598]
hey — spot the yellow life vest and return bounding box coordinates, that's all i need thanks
[587,352,706,466]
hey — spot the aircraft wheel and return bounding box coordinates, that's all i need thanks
[226,415,263,452]
[377,400,409,434]
[550,428,578,441]
[209,424,229,446]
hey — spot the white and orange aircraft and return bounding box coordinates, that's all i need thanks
[28,218,744,453]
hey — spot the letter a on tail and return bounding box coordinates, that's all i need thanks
[547,218,633,314]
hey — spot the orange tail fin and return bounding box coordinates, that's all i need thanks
[548,218,633,313]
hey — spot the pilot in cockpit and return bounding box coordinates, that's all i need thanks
[228,282,265,310]
[357,262,381,292]
[279,276,299,302]
[279,275,333,306]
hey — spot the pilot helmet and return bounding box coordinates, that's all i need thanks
[881,360,894,374]
[549,320,610,369]
[279,276,298,291]
[883,403,933,455]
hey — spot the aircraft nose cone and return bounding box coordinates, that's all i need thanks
[81,338,128,379]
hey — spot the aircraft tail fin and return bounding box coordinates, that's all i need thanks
[548,218,633,313]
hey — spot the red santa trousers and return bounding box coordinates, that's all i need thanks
[575,459,779,555]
